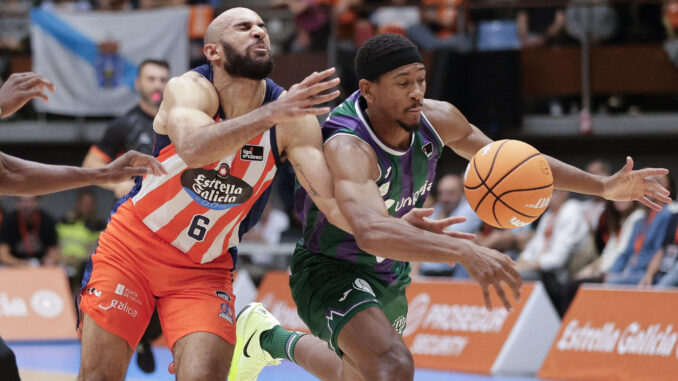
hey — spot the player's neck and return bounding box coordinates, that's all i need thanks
[213,69,266,119]
[365,107,412,151]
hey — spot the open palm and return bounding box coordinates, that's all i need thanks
[602,157,671,210]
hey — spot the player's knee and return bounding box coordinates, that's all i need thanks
[176,357,227,381]
[372,341,414,381]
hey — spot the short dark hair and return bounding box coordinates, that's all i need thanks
[138,59,170,76]
[355,33,421,81]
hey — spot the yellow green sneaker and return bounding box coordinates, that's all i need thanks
[228,302,282,381]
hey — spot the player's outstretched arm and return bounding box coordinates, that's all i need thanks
[0,150,165,196]
[424,99,672,210]
[162,68,339,168]
[325,135,521,310]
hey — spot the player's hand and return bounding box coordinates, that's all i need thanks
[100,150,167,182]
[402,208,476,240]
[0,72,55,117]
[458,241,522,311]
[267,67,340,122]
[602,157,671,211]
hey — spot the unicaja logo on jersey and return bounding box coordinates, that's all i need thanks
[181,164,253,210]
[384,180,434,212]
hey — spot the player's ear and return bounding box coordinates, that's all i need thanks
[203,43,220,64]
[359,79,375,103]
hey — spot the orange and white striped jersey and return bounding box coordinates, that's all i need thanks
[115,67,284,265]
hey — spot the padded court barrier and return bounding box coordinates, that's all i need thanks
[0,267,78,341]
[257,271,560,376]
[539,285,678,381]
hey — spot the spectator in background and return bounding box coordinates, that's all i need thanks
[417,173,483,277]
[640,202,678,287]
[516,190,596,303]
[57,189,106,291]
[576,200,643,280]
[40,0,92,12]
[82,59,170,198]
[517,6,568,49]
[370,0,420,36]
[273,0,331,52]
[606,173,675,284]
[0,196,59,267]
[553,199,644,316]
[407,0,471,51]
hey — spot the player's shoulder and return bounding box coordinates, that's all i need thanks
[422,99,463,124]
[166,71,217,99]
[422,98,471,141]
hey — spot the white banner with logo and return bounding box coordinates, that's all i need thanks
[30,7,189,116]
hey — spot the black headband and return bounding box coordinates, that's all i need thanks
[356,46,424,81]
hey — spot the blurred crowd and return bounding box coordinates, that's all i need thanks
[413,160,678,318]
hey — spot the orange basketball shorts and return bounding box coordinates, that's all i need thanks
[78,201,236,349]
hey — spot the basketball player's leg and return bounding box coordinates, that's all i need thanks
[156,267,237,379]
[77,236,157,379]
[172,332,234,380]
[79,314,134,381]
[291,307,412,381]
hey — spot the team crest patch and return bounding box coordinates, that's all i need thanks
[218,163,230,177]
[422,142,434,159]
[241,145,264,161]
[181,164,253,210]
[218,303,234,324]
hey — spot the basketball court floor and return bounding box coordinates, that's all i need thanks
[10,340,539,381]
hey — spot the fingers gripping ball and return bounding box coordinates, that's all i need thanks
[464,140,553,229]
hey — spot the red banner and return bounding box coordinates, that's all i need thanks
[0,267,78,341]
[539,285,678,381]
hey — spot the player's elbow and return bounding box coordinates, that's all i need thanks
[353,221,389,254]
[175,145,206,168]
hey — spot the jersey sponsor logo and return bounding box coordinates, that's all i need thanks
[353,278,376,297]
[384,180,434,213]
[114,283,141,306]
[98,299,138,318]
[241,145,264,161]
[86,287,102,298]
[216,290,232,302]
[180,164,254,210]
[393,315,407,335]
[379,182,390,197]
[422,142,434,159]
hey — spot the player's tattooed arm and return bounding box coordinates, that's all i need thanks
[293,163,318,197]
[280,115,353,232]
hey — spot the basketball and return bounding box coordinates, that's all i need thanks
[463,140,553,229]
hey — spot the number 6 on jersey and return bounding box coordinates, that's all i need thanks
[188,215,211,241]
